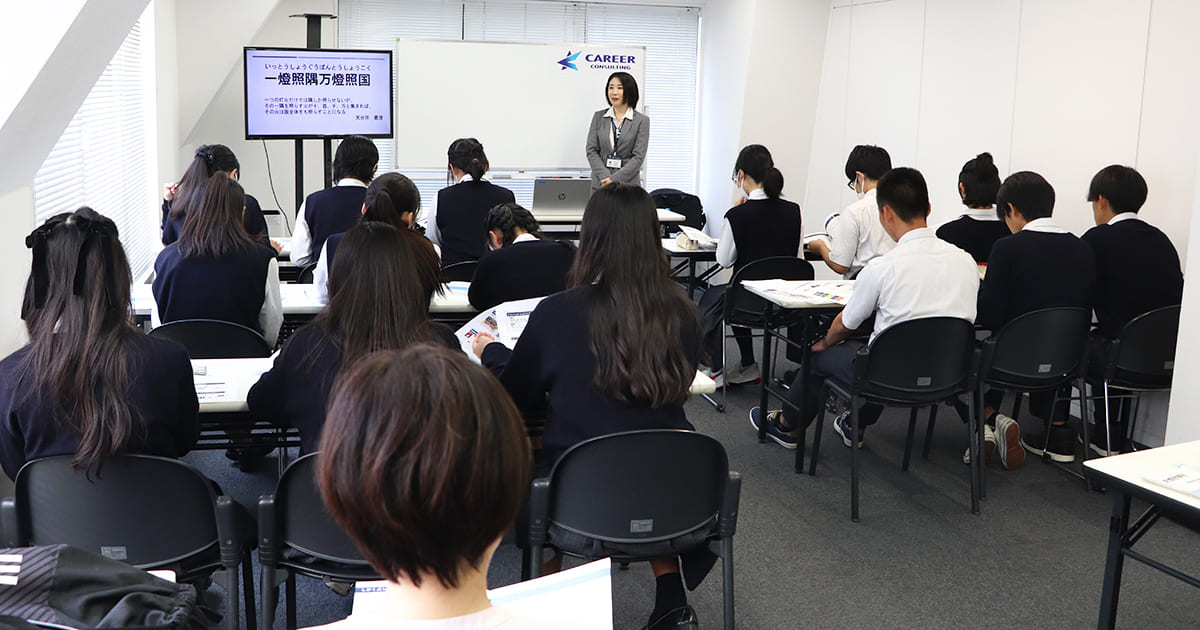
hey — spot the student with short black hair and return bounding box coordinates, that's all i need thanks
[472,184,703,630]
[585,72,650,192]
[162,144,271,248]
[153,174,283,347]
[312,346,560,629]
[1081,164,1182,454]
[290,135,378,265]
[467,202,574,311]
[699,144,802,387]
[0,208,198,479]
[809,145,895,277]
[425,138,517,265]
[249,221,457,454]
[936,152,1009,263]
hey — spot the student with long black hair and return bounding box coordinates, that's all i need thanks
[313,172,424,303]
[0,208,198,479]
[152,174,283,347]
[472,184,703,630]
[162,144,271,247]
[699,144,802,386]
[290,135,378,265]
[248,221,457,454]
[936,152,1009,263]
[425,138,516,265]
[467,202,575,311]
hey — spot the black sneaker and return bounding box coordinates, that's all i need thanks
[1088,425,1129,456]
[1021,424,1075,463]
[749,407,797,449]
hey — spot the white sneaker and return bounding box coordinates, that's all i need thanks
[963,424,997,465]
[994,413,1025,470]
[701,367,725,389]
[727,363,761,385]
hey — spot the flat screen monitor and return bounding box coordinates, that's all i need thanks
[244,47,393,139]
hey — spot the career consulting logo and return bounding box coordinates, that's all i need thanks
[557,51,581,71]
[556,50,637,71]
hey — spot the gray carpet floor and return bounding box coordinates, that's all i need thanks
[186,354,1200,629]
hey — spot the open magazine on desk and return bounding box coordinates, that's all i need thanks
[457,296,546,362]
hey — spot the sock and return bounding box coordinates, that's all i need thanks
[651,572,687,622]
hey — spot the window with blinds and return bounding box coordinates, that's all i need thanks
[338,0,700,195]
[33,5,158,282]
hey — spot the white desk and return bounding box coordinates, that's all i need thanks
[1083,441,1200,629]
[533,208,686,225]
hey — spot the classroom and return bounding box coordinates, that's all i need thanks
[0,0,1198,628]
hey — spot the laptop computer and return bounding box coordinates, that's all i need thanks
[531,178,592,212]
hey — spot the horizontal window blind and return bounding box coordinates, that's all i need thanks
[33,5,158,282]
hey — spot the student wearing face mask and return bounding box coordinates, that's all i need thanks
[809,145,894,278]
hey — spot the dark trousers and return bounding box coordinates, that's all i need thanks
[1087,334,1134,431]
[782,341,882,430]
[699,284,756,368]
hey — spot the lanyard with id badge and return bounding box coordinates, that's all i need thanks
[607,118,623,169]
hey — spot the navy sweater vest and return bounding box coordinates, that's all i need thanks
[436,181,516,265]
[304,186,367,261]
[936,216,1011,263]
[162,194,269,246]
[152,242,275,335]
[724,198,802,273]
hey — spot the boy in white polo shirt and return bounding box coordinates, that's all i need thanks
[809,145,896,279]
[752,167,979,448]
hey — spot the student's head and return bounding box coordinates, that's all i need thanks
[995,171,1055,232]
[318,345,531,589]
[844,145,891,190]
[875,167,930,237]
[733,144,784,200]
[1087,165,1147,221]
[322,221,442,366]
[21,207,137,473]
[179,173,254,258]
[484,202,541,249]
[333,136,379,183]
[568,183,700,407]
[958,152,1001,208]
[447,138,489,182]
[605,72,639,110]
[171,144,240,221]
[362,172,421,228]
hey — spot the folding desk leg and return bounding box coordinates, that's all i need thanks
[1098,491,1131,630]
[850,401,860,522]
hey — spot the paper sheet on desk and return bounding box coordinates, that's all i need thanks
[741,279,854,305]
[352,559,612,629]
[457,296,545,362]
[194,380,228,402]
[679,225,717,248]
[1145,463,1200,499]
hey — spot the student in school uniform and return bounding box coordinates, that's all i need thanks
[472,184,703,630]
[1081,165,1183,454]
[248,222,457,454]
[312,347,563,630]
[752,168,979,450]
[698,144,802,387]
[936,152,1010,263]
[162,144,272,249]
[973,172,1095,467]
[467,202,575,311]
[0,208,198,480]
[585,72,650,192]
[808,145,895,278]
[426,138,516,265]
[313,172,424,303]
[290,135,378,265]
[152,174,283,347]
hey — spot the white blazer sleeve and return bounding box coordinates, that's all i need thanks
[289,202,312,265]
[259,258,283,348]
[314,250,330,304]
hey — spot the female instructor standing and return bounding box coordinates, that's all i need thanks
[585,72,649,192]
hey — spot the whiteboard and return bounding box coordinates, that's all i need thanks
[393,39,645,170]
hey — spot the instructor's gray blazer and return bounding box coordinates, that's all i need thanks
[585,109,650,191]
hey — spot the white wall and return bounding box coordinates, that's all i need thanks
[1165,157,1200,445]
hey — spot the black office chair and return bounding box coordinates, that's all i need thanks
[149,319,272,359]
[650,188,705,235]
[708,256,814,412]
[295,262,317,284]
[525,430,740,630]
[258,453,379,630]
[811,317,978,521]
[1086,305,1180,456]
[441,260,478,283]
[0,455,255,630]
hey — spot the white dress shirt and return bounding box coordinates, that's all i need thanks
[841,227,979,343]
[959,206,1000,221]
[1021,217,1069,234]
[289,177,369,265]
[1108,211,1139,225]
[602,105,636,150]
[828,188,896,278]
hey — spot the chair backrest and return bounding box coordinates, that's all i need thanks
[295,262,317,284]
[545,430,729,544]
[649,188,705,231]
[8,455,221,568]
[149,319,272,359]
[274,453,370,564]
[442,260,478,283]
[981,307,1091,389]
[1108,304,1181,388]
[725,256,815,325]
[856,317,975,403]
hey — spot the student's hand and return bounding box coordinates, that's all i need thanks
[471,332,496,359]
[600,177,613,187]
[270,239,282,254]
[812,338,831,353]
[163,182,179,202]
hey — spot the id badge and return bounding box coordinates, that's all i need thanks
[606,157,623,169]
